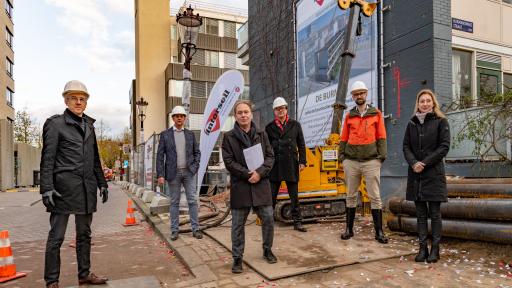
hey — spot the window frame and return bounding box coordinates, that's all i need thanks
[5,26,13,48]
[6,56,13,78]
[6,87,13,106]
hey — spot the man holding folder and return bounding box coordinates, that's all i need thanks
[221,100,277,274]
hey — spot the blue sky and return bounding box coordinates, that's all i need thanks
[14,0,246,137]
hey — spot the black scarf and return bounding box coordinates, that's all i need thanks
[233,121,256,148]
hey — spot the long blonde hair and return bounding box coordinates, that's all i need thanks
[413,89,445,118]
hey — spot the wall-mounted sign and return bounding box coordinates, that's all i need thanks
[452,18,473,33]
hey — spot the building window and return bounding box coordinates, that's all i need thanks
[6,57,13,77]
[205,51,219,67]
[5,0,12,19]
[200,18,219,35]
[188,113,203,130]
[170,25,177,40]
[504,73,512,94]
[241,85,250,100]
[169,80,184,97]
[191,81,207,98]
[191,49,205,66]
[206,82,215,97]
[224,21,236,38]
[452,49,472,103]
[6,87,13,106]
[479,72,498,98]
[224,53,236,69]
[5,26,13,48]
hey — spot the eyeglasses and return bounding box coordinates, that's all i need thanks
[68,96,88,103]
[352,91,367,97]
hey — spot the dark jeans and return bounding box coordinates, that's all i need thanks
[45,213,93,285]
[231,205,274,259]
[271,181,302,222]
[414,201,442,245]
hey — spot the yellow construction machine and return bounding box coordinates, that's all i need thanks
[274,0,377,222]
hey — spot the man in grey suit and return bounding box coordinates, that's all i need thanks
[156,105,202,241]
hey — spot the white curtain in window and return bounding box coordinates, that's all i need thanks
[452,53,461,101]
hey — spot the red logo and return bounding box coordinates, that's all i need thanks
[235,86,240,93]
[315,0,324,6]
[204,109,220,135]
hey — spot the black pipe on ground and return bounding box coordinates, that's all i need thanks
[387,215,512,245]
[447,184,512,198]
[388,197,512,221]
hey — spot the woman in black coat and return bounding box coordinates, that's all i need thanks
[403,89,450,264]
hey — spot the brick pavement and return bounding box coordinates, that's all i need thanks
[0,185,141,242]
[0,185,194,287]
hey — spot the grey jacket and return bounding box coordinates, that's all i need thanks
[156,128,201,181]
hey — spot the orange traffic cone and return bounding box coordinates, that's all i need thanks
[0,230,27,283]
[123,199,139,226]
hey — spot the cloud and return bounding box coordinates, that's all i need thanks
[105,0,134,15]
[45,0,134,71]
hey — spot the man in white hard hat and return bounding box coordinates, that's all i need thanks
[156,106,202,241]
[265,97,307,232]
[339,80,388,244]
[41,80,109,288]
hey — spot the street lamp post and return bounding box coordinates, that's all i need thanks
[136,97,149,143]
[176,5,202,128]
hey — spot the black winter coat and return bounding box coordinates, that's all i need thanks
[403,113,450,202]
[265,119,307,182]
[40,109,108,214]
[222,124,274,209]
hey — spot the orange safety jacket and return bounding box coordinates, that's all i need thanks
[339,105,387,162]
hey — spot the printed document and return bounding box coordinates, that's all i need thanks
[243,143,264,171]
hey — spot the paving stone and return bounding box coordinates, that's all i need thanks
[67,276,160,288]
[200,281,218,288]
[231,272,265,286]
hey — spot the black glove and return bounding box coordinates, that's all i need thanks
[42,190,62,208]
[100,187,108,203]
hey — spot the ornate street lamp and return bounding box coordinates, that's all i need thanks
[176,5,202,127]
[136,97,148,143]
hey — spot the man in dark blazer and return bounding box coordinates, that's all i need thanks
[265,97,307,232]
[40,80,108,288]
[156,105,201,241]
[222,100,276,274]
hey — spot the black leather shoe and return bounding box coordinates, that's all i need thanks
[78,272,108,285]
[170,231,179,241]
[232,257,243,273]
[415,243,429,262]
[294,222,307,232]
[263,249,277,264]
[192,230,203,239]
[427,244,440,263]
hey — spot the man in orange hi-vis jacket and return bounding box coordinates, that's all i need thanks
[339,80,388,244]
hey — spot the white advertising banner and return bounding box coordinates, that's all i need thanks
[197,70,245,190]
[296,0,378,147]
[144,135,155,190]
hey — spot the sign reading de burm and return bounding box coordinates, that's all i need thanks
[452,18,473,33]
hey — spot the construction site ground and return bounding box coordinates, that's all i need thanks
[127,182,512,288]
[1,183,511,287]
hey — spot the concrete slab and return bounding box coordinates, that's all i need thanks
[135,187,145,197]
[67,276,160,288]
[204,215,415,281]
[149,195,170,215]
[142,190,155,203]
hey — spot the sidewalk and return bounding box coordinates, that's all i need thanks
[120,181,512,287]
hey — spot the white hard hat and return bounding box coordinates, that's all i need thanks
[272,97,288,109]
[171,105,187,117]
[62,80,89,97]
[350,81,368,94]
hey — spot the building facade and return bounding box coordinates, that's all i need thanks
[132,0,249,146]
[247,0,512,204]
[0,0,14,191]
